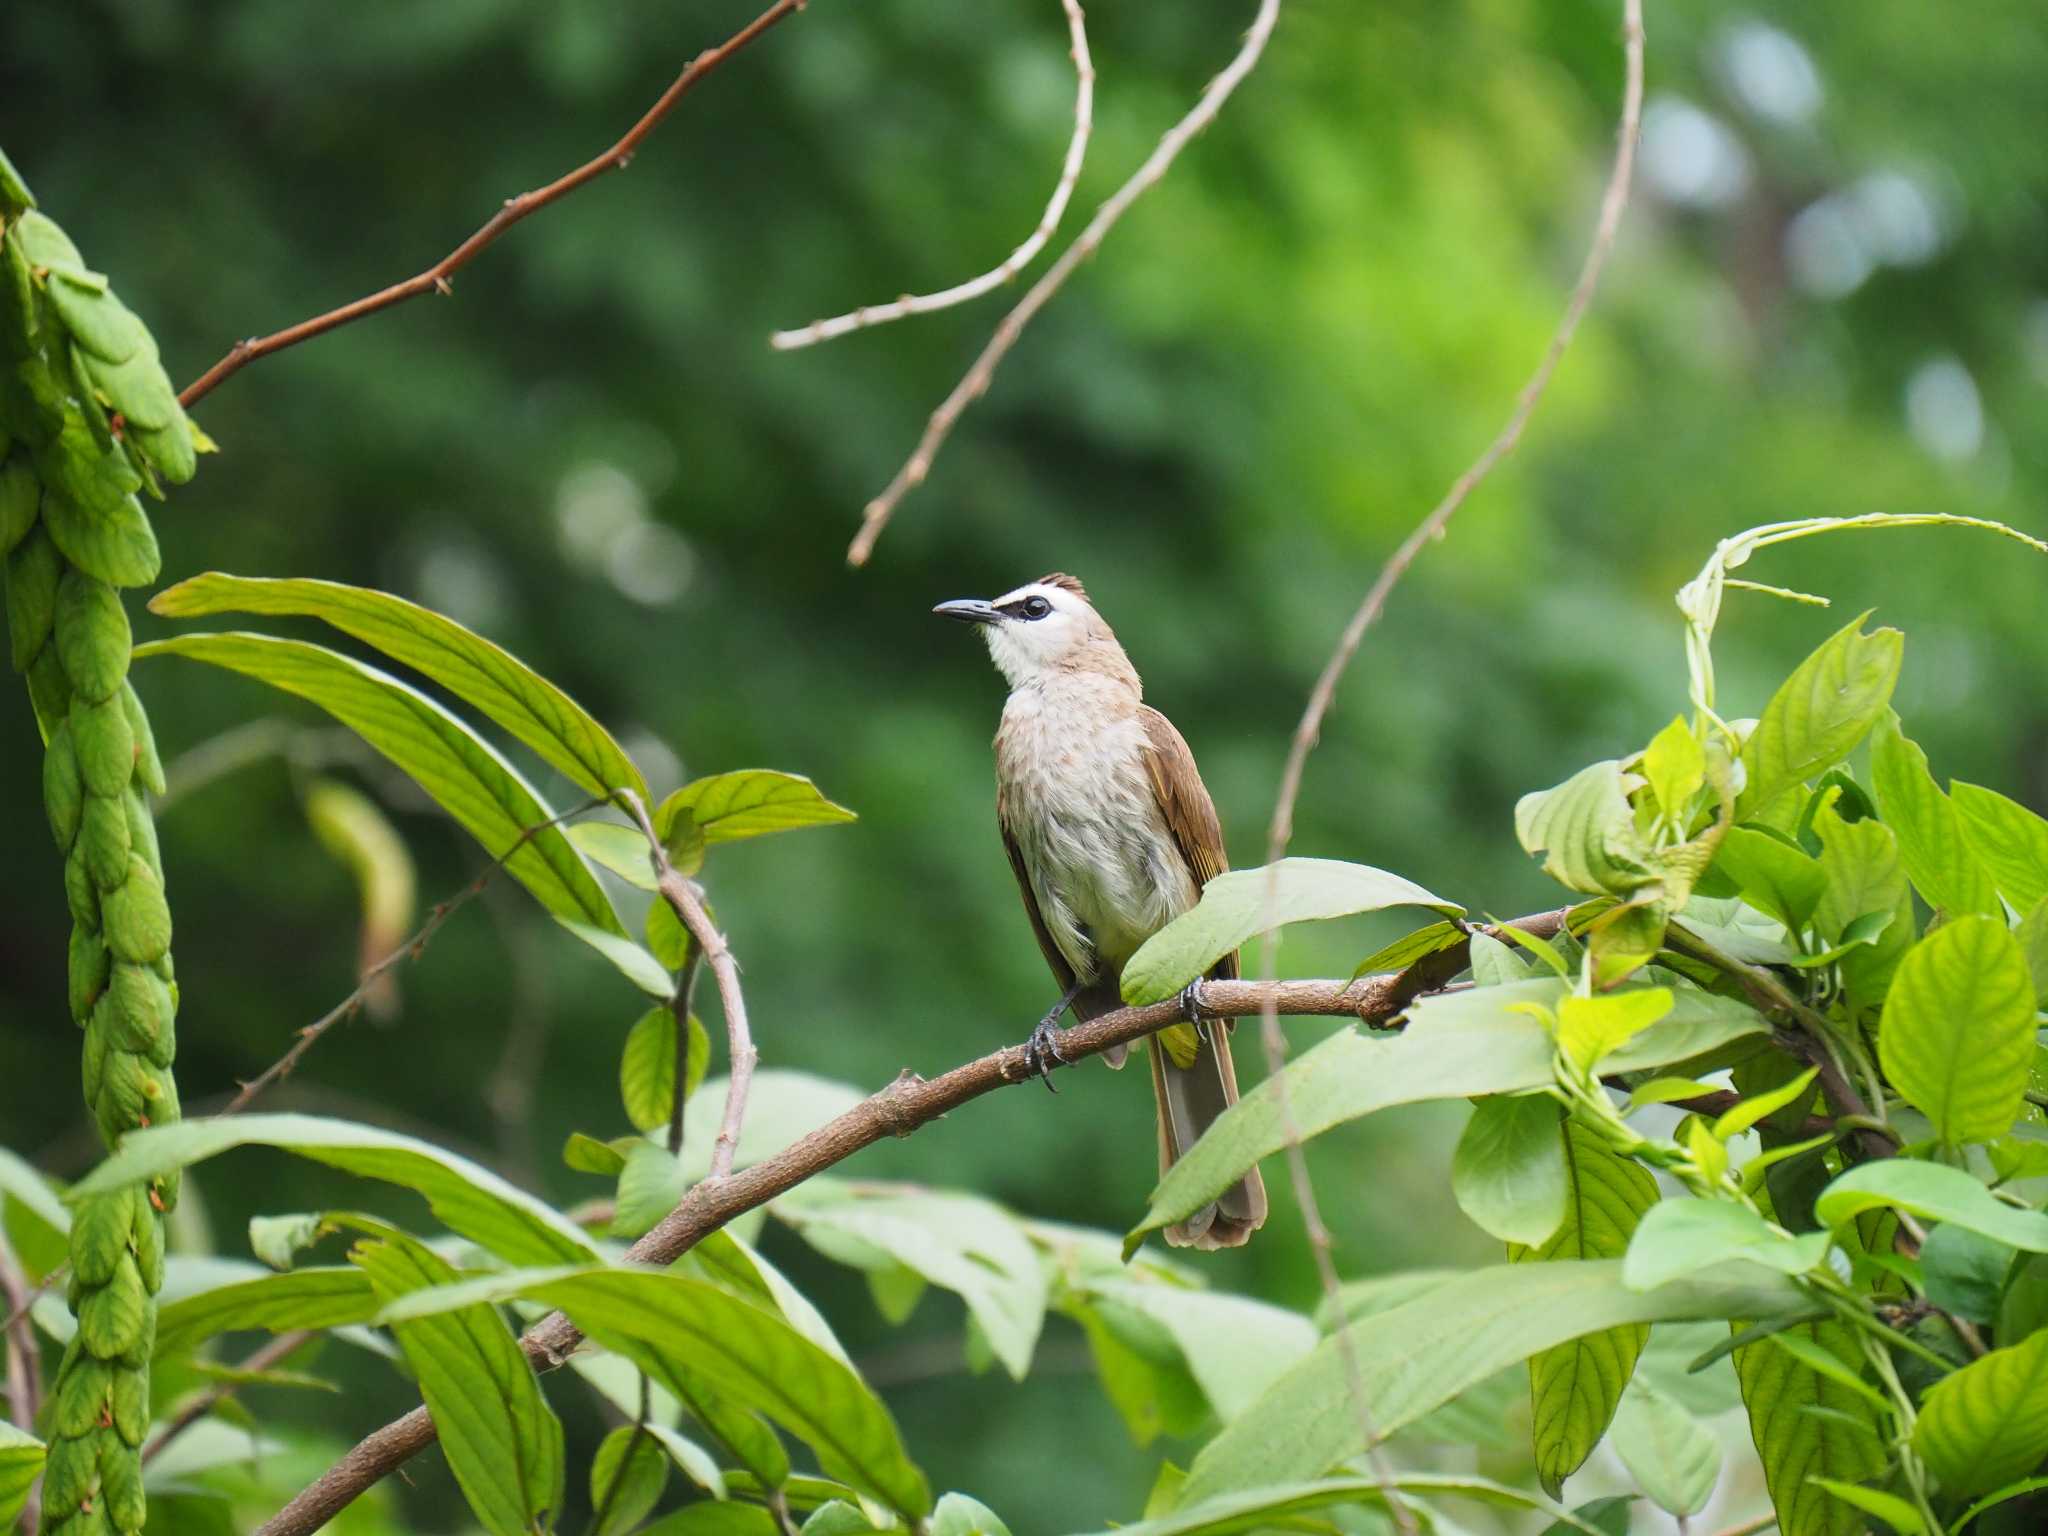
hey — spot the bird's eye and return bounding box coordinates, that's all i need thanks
[1021,596,1052,620]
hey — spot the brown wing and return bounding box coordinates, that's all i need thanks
[997,787,1076,992]
[1138,706,1237,984]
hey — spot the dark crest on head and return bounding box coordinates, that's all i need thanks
[1036,572,1089,601]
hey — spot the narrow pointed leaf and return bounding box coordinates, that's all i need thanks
[1063,1473,1613,1536]
[154,1266,379,1359]
[653,770,856,846]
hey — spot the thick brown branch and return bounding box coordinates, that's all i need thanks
[177,0,810,408]
[252,914,1565,1536]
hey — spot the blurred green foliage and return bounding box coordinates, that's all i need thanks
[2,0,2044,1527]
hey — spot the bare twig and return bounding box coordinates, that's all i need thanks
[846,0,1281,565]
[250,922,1549,1536]
[142,1330,314,1466]
[221,797,606,1117]
[1246,7,1645,1529]
[614,791,755,1180]
[771,0,1094,350]
[667,947,707,1157]
[176,0,812,408]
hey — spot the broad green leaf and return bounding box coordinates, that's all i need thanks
[564,1132,632,1177]
[1451,1095,1567,1246]
[0,1424,45,1531]
[381,1266,931,1518]
[778,1183,1046,1380]
[0,1145,69,1239]
[1715,1068,1822,1141]
[1609,1379,1719,1516]
[72,1112,603,1266]
[1913,1327,2048,1496]
[1807,1480,1924,1535]
[1540,1496,1635,1536]
[1468,930,1536,986]
[1510,1122,1659,1493]
[591,1425,670,1536]
[930,1492,1013,1536]
[613,1141,687,1238]
[1068,1473,1616,1536]
[1643,716,1707,821]
[2019,897,2048,1008]
[1920,1223,2011,1325]
[640,1505,779,1536]
[1119,858,1462,1004]
[132,632,629,950]
[1816,1160,2048,1252]
[1070,1292,1210,1446]
[1811,804,1912,1011]
[1179,1260,1801,1505]
[654,770,856,846]
[1129,980,1765,1250]
[1956,1477,2048,1532]
[644,1424,726,1501]
[571,821,659,891]
[1869,712,1998,917]
[154,1266,379,1358]
[1556,988,1674,1074]
[686,1228,852,1367]
[1515,761,1658,898]
[1624,1201,1830,1291]
[1077,1280,1316,1424]
[1739,614,1902,815]
[1715,826,1826,935]
[1735,1318,1887,1536]
[621,1007,710,1134]
[1349,919,1465,979]
[561,919,673,998]
[1765,1331,1890,1413]
[1952,782,2048,915]
[350,1224,564,1536]
[1878,916,2036,1145]
[149,573,649,802]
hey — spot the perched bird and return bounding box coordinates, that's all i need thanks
[936,573,1267,1249]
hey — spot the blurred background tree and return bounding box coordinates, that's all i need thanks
[2,0,2043,1528]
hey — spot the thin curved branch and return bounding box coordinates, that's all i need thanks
[177,0,812,408]
[251,911,1567,1536]
[771,0,1094,351]
[846,0,1281,565]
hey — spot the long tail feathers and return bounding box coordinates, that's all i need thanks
[1147,1021,1268,1249]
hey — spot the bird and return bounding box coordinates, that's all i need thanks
[935,572,1267,1249]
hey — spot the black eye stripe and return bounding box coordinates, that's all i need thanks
[999,595,1054,620]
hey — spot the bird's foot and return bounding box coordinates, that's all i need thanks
[1178,979,1207,1025]
[1023,1011,1071,1092]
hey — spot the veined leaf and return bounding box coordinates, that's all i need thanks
[1178,1260,1802,1505]
[1609,1379,1719,1516]
[1515,760,1658,898]
[621,1006,710,1134]
[1077,1280,1316,1425]
[1807,1480,1924,1535]
[1734,1318,1886,1536]
[1063,1473,1614,1536]
[1815,1160,2048,1252]
[71,1112,602,1266]
[155,1265,379,1359]
[1716,826,1826,935]
[1951,782,2048,915]
[380,1266,931,1518]
[1452,1095,1568,1247]
[654,769,856,846]
[930,1492,1014,1536]
[1556,988,1673,1074]
[1623,1200,1829,1290]
[1120,858,1462,1005]
[571,821,660,891]
[1738,614,1902,816]
[1878,916,2036,1145]
[1913,1327,2048,1496]
[0,1424,46,1532]
[1349,919,1466,979]
[2019,897,2048,1008]
[133,631,627,946]
[1642,716,1707,822]
[1509,1121,1659,1493]
[1869,712,1998,917]
[591,1425,670,1536]
[1715,1068,1822,1142]
[348,1222,564,1536]
[1811,804,1911,1013]
[149,572,648,802]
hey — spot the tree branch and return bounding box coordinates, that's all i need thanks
[177,0,812,409]
[142,1330,314,1467]
[251,911,1564,1536]
[770,0,1094,351]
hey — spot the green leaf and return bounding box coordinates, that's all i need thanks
[1451,1095,1567,1246]
[1913,1327,2048,1496]
[1128,980,1765,1251]
[621,1007,710,1134]
[1119,858,1462,1004]
[0,1423,46,1531]
[1075,1280,1316,1425]
[928,1493,1012,1536]
[1070,1292,1210,1447]
[1064,1473,1617,1536]
[563,1132,631,1177]
[1955,1476,2048,1532]
[1510,1122,1659,1493]
[349,1223,564,1536]
[1643,716,1707,821]
[1735,1317,1888,1536]
[1539,1496,1635,1536]
[640,1505,780,1536]
[0,1144,70,1240]
[1811,803,1914,1011]
[1766,1332,1890,1413]
[1515,760,1659,898]
[1869,711,1999,917]
[1807,1480,1924,1535]
[777,1183,1047,1381]
[1624,1201,1830,1291]
[644,1424,726,1501]
[380,1266,931,1519]
[1952,782,2048,915]
[132,632,627,945]
[591,1426,670,1536]
[1468,930,1536,986]
[1715,1068,1822,1141]
[153,1265,379,1358]
[1349,918,1465,979]
[654,770,856,846]
[571,821,659,891]
[1738,613,1902,815]
[1623,1077,1720,1114]
[1920,1223,2012,1326]
[2018,897,2048,1009]
[149,573,649,803]
[1177,1260,1802,1506]
[71,1112,603,1266]
[1878,915,2037,1145]
[1556,988,1674,1074]
[1609,1380,1720,1516]
[1817,1160,2048,1252]
[613,1141,687,1238]
[561,920,674,998]
[1715,826,1827,935]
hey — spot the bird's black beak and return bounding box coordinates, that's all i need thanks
[933,598,1001,626]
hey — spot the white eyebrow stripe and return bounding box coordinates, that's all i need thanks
[993,583,1053,607]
